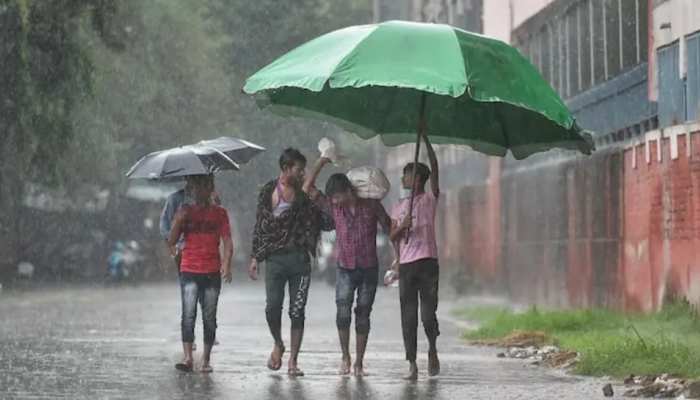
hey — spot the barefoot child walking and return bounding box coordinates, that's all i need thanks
[304,157,392,377]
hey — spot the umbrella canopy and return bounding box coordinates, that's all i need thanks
[195,136,266,164]
[125,146,239,180]
[244,20,594,160]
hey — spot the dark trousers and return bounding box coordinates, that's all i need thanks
[335,267,378,334]
[399,258,440,362]
[265,250,311,345]
[179,272,221,345]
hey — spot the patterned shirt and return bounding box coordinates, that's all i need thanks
[251,179,334,262]
[333,198,391,269]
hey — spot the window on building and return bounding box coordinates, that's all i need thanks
[527,35,537,67]
[513,0,649,98]
[605,0,621,77]
[592,0,606,84]
[686,32,700,122]
[568,9,580,96]
[621,0,639,69]
[551,22,560,93]
[535,31,543,72]
[540,26,551,83]
[639,0,648,62]
[579,0,592,91]
[559,17,568,96]
[657,41,686,127]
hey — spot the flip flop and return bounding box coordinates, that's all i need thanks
[175,362,193,372]
[287,367,304,377]
[266,344,285,371]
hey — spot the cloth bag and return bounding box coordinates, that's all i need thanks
[346,166,391,200]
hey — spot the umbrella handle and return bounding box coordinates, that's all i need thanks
[405,93,427,244]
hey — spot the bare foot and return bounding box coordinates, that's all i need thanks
[200,364,213,373]
[339,356,351,375]
[428,351,440,376]
[267,343,285,371]
[403,362,418,381]
[353,362,367,377]
[288,361,304,377]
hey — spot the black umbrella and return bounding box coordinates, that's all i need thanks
[195,136,266,164]
[125,137,265,180]
[125,146,239,180]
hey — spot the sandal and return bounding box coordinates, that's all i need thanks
[175,362,193,372]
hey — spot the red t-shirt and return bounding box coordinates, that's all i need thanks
[180,204,231,274]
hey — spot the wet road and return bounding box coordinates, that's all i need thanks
[0,281,622,399]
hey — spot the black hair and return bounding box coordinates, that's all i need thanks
[189,174,214,187]
[403,162,431,185]
[325,173,354,198]
[279,148,307,170]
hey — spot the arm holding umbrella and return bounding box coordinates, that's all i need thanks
[422,131,440,198]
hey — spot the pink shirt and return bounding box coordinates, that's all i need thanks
[391,191,439,264]
[330,199,383,269]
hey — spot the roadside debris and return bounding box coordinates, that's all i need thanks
[472,330,579,370]
[621,374,700,398]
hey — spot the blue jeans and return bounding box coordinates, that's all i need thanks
[180,272,221,345]
[335,267,378,334]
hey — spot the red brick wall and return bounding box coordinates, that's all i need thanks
[438,128,700,311]
[622,130,700,311]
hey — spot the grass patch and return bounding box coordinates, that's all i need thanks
[457,300,700,378]
[451,305,510,324]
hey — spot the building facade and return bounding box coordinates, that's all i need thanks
[374,0,700,310]
[448,0,700,311]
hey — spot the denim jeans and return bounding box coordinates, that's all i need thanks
[335,267,378,334]
[399,258,439,362]
[265,250,311,345]
[180,272,221,345]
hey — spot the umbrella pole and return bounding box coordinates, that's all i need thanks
[405,92,427,243]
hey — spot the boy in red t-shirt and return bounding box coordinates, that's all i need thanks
[169,174,232,373]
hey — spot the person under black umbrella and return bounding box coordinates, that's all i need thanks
[168,174,233,373]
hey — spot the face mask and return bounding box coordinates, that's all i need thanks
[399,188,412,199]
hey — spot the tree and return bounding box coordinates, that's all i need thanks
[203,0,383,253]
[0,0,126,273]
